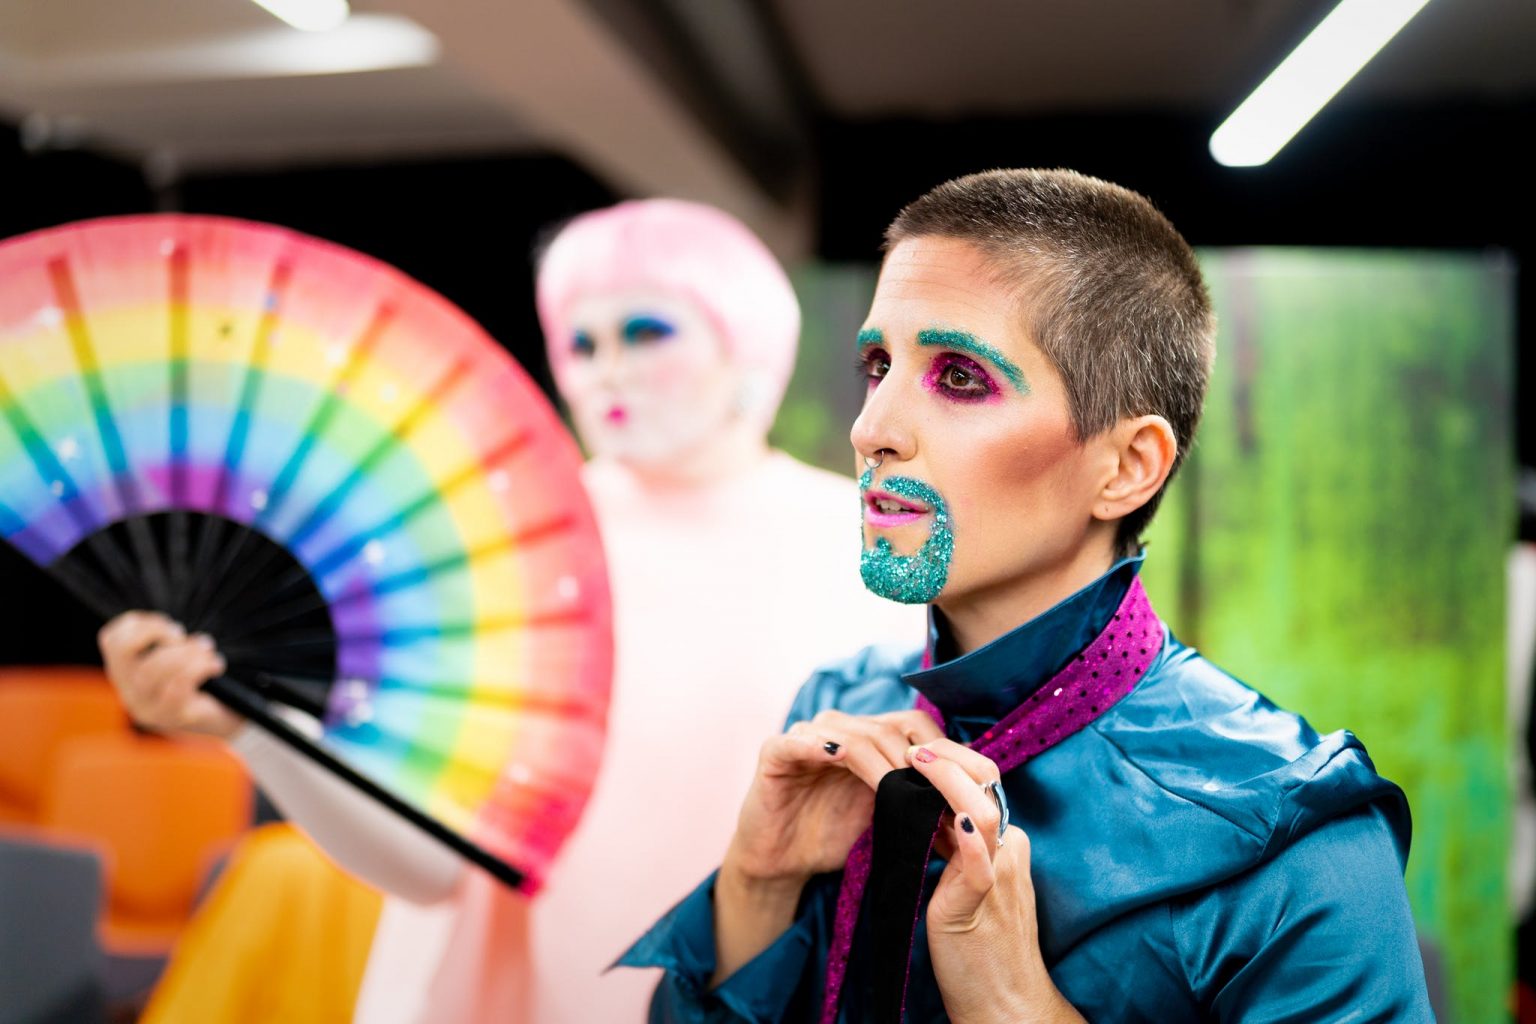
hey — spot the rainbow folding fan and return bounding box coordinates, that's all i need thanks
[0,215,612,891]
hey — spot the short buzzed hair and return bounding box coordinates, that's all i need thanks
[885,168,1216,553]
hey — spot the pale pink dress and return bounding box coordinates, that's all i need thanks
[322,451,920,1022]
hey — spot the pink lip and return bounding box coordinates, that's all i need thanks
[604,405,628,425]
[864,489,930,528]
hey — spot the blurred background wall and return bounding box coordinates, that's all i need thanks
[1,1,1531,1020]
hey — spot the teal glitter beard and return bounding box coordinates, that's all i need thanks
[859,470,954,604]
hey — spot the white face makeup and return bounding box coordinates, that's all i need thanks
[551,289,739,467]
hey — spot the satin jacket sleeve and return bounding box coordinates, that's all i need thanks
[617,869,840,1024]
[1173,806,1431,1022]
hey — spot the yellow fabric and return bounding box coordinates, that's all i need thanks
[142,823,383,1024]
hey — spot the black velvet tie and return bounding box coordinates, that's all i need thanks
[867,767,950,1023]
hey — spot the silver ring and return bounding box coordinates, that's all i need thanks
[982,779,1009,843]
[863,453,884,470]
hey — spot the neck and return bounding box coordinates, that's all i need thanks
[936,526,1120,656]
[624,419,771,489]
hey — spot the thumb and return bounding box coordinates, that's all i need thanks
[927,813,996,931]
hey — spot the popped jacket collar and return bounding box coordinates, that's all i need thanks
[903,553,1144,727]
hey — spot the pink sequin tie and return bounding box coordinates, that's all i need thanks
[818,578,1163,1024]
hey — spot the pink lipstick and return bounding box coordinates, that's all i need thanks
[864,488,930,528]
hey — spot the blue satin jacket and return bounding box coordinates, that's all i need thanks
[619,558,1434,1022]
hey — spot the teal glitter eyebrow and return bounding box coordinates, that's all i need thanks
[855,327,884,348]
[916,328,1029,394]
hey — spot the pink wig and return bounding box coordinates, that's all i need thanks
[536,199,800,423]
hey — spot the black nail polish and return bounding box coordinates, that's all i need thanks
[823,741,841,755]
[960,815,975,834]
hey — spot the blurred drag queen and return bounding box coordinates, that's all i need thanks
[524,199,920,1021]
[99,199,918,1022]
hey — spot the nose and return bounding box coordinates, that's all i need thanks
[850,378,916,469]
[592,338,626,388]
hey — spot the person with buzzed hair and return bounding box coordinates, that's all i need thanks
[620,170,1433,1022]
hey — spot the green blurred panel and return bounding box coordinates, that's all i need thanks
[775,264,879,475]
[1143,249,1513,1024]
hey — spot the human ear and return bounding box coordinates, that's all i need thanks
[1092,415,1177,523]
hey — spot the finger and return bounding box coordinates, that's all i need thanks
[996,824,1032,874]
[162,637,227,704]
[904,737,999,787]
[813,707,938,744]
[134,641,223,721]
[929,810,999,927]
[907,748,1002,847]
[809,711,911,785]
[803,719,901,790]
[786,720,832,745]
[858,724,918,775]
[870,708,945,746]
[952,811,999,897]
[99,612,184,674]
[759,730,847,777]
[785,719,859,760]
[840,715,925,774]
[135,637,219,684]
[988,826,1035,910]
[131,642,198,699]
[98,610,156,653]
[836,735,904,791]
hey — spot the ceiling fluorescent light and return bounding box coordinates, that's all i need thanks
[7,15,438,85]
[1210,0,1432,167]
[250,0,351,33]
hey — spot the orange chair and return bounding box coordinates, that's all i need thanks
[42,732,253,956]
[0,666,127,825]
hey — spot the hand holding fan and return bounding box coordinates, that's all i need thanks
[0,215,612,891]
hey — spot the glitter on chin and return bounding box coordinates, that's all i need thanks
[861,535,953,603]
[858,471,954,604]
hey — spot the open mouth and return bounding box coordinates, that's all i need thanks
[864,488,930,527]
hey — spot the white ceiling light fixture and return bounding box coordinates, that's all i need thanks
[7,15,439,85]
[1210,0,1433,167]
[249,0,351,33]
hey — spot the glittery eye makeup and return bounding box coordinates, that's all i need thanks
[916,328,1029,395]
[621,314,676,345]
[854,327,889,389]
[572,329,596,357]
[855,348,891,388]
[923,353,1000,402]
[858,325,1024,402]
